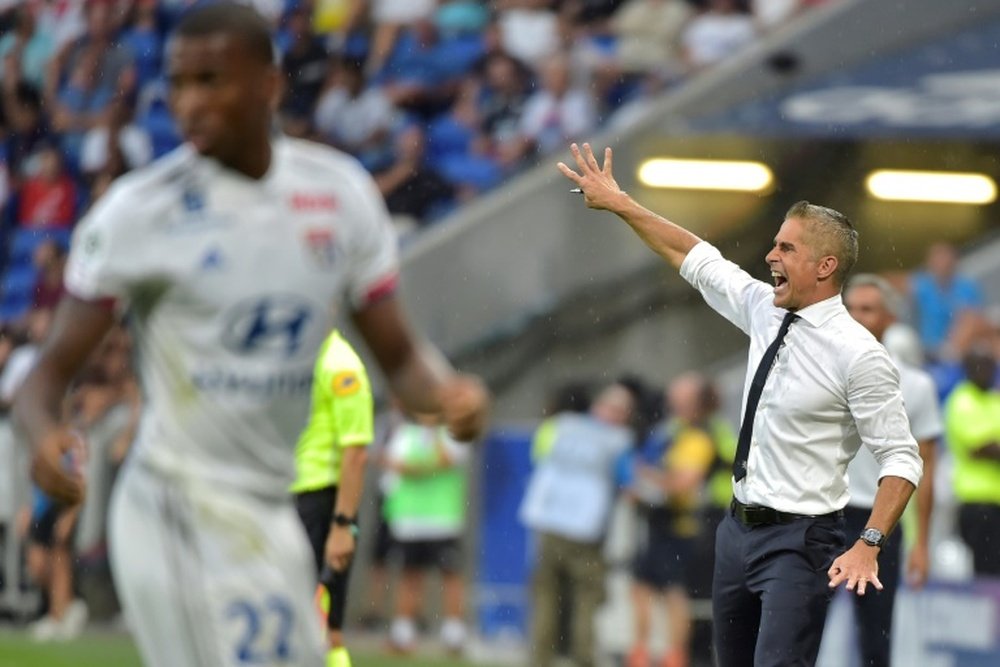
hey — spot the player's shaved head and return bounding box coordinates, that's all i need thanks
[173,1,274,65]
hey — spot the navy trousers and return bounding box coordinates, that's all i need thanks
[713,510,846,667]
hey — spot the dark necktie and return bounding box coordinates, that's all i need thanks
[733,311,798,482]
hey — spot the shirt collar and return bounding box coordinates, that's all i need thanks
[792,293,845,328]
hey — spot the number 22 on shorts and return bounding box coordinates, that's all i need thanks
[226,595,295,664]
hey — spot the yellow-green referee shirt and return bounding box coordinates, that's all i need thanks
[291,330,374,493]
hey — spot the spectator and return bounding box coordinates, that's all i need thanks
[19,486,88,641]
[79,93,153,180]
[280,3,329,134]
[681,0,757,71]
[1,80,51,179]
[378,18,468,116]
[17,143,77,228]
[495,0,561,66]
[520,381,636,667]
[475,51,531,167]
[367,0,438,76]
[517,54,596,159]
[626,372,734,667]
[46,0,135,167]
[0,5,55,90]
[315,58,452,221]
[532,380,593,461]
[943,346,1000,577]
[0,306,51,409]
[425,80,503,198]
[383,411,471,655]
[609,0,692,78]
[910,242,986,360]
[31,239,67,310]
[118,0,163,91]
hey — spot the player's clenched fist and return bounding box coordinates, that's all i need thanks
[437,375,491,442]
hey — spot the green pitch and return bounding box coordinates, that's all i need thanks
[0,633,503,667]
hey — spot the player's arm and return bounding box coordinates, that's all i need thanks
[326,445,367,573]
[351,294,489,441]
[830,350,920,596]
[907,437,936,588]
[557,143,701,270]
[13,296,117,504]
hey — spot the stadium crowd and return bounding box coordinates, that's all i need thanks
[0,0,826,324]
[8,1,999,664]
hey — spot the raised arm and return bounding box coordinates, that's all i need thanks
[557,143,701,270]
[351,294,489,441]
[13,297,117,504]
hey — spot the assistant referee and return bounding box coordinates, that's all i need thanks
[292,329,373,667]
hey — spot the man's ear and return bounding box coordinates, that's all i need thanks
[817,255,839,282]
[264,65,283,113]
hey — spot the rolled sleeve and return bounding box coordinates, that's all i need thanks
[848,349,923,488]
[679,241,773,335]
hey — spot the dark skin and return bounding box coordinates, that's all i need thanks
[14,32,490,516]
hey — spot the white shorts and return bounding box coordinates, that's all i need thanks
[109,462,325,667]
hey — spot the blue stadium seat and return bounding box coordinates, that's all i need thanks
[2,263,37,297]
[8,228,72,267]
[0,290,31,322]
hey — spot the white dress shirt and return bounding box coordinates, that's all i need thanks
[680,242,922,514]
[847,361,941,508]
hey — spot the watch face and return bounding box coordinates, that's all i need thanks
[861,528,884,546]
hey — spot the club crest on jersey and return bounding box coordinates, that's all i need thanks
[305,228,338,268]
[332,370,362,397]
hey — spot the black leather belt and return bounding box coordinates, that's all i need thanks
[730,498,844,527]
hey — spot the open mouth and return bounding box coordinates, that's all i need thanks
[771,271,788,291]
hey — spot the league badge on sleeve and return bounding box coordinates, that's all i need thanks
[332,370,361,397]
[304,228,338,269]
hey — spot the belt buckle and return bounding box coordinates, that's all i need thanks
[743,506,768,525]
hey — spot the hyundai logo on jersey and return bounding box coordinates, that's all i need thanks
[222,297,314,357]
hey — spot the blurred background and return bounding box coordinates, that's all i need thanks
[0,0,999,665]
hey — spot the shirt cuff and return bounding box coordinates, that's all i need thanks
[877,460,923,490]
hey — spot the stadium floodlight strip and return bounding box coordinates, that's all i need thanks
[637,158,774,192]
[866,170,997,204]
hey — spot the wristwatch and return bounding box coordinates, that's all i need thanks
[859,527,886,549]
[332,513,359,537]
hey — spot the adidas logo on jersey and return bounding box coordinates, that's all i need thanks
[200,248,224,270]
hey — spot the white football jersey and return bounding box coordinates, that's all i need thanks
[66,137,398,497]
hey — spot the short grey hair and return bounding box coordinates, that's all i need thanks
[785,200,859,287]
[845,273,904,317]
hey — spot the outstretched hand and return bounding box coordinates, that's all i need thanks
[557,143,628,212]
